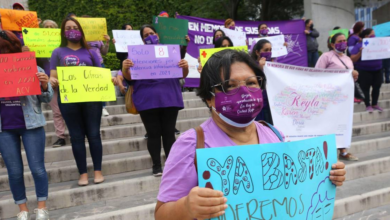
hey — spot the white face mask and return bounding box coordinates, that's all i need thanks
[212,106,256,128]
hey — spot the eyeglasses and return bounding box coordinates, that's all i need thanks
[211,76,263,95]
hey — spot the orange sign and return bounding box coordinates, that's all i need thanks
[0,9,39,31]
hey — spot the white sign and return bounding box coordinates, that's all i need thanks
[112,30,144,53]
[264,62,354,149]
[362,37,390,60]
[250,35,288,57]
[221,28,247,46]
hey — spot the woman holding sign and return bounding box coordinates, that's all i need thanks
[0,30,53,220]
[122,24,189,176]
[350,28,383,113]
[154,50,346,220]
[315,33,359,161]
[50,17,117,186]
[224,18,235,30]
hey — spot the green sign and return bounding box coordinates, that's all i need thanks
[328,29,349,42]
[152,16,188,46]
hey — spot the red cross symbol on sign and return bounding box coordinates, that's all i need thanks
[201,51,208,58]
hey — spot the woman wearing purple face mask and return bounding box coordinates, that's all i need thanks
[121,24,189,177]
[50,17,118,187]
[154,50,347,220]
[257,23,288,47]
[224,18,235,30]
[315,33,359,161]
[350,28,383,114]
[251,39,274,124]
[212,29,226,46]
[214,36,234,48]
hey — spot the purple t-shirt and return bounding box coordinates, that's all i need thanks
[12,31,24,46]
[88,41,105,64]
[157,118,284,203]
[0,97,26,129]
[347,34,360,54]
[37,58,51,77]
[50,47,101,69]
[351,42,382,71]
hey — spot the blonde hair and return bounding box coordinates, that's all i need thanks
[42,20,58,28]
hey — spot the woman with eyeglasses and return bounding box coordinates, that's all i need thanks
[154,50,346,220]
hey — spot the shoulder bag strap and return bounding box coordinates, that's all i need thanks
[194,126,205,173]
[258,121,284,142]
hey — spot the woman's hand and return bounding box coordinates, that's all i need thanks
[259,57,266,69]
[123,59,134,70]
[185,187,227,219]
[352,70,359,81]
[49,77,59,88]
[111,77,118,86]
[330,162,346,186]
[112,38,116,44]
[119,85,127,95]
[103,34,111,44]
[178,59,188,69]
[37,72,49,91]
[185,35,190,43]
[22,46,30,52]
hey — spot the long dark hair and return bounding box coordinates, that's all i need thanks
[215,36,233,48]
[139,24,157,39]
[0,30,22,54]
[59,17,89,49]
[212,29,225,45]
[122,24,133,30]
[359,28,373,38]
[251,39,271,60]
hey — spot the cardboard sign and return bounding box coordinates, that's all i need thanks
[22,28,61,58]
[112,30,144,53]
[250,35,288,57]
[75,18,107,41]
[0,9,39,31]
[373,22,390,37]
[328,29,349,42]
[128,45,182,80]
[362,37,390,60]
[57,66,116,103]
[0,52,41,97]
[197,135,338,220]
[153,16,188,45]
[199,46,248,66]
[264,62,354,149]
[221,27,247,46]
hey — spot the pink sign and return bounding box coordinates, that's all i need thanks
[127,45,183,80]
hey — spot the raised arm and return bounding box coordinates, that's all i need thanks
[179,59,189,78]
[122,59,134,81]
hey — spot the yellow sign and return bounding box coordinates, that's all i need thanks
[199,46,248,66]
[75,17,107,41]
[22,28,61,58]
[57,66,116,103]
[0,9,39,31]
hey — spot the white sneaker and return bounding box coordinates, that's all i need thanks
[34,208,50,220]
[102,108,109,117]
[17,211,30,220]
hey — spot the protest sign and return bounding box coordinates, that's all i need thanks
[75,18,107,41]
[0,9,39,31]
[251,35,288,57]
[264,63,354,149]
[153,16,188,45]
[127,45,182,80]
[328,29,349,42]
[0,52,41,98]
[221,27,247,46]
[361,37,390,60]
[176,15,307,87]
[22,28,61,58]
[197,135,338,220]
[199,46,248,66]
[373,22,390,37]
[112,30,144,53]
[57,66,116,103]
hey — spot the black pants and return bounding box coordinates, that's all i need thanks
[139,107,179,169]
[357,69,383,107]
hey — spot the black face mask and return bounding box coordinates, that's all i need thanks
[310,24,314,30]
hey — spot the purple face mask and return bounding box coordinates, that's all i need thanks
[335,42,347,52]
[65,30,82,43]
[260,29,269,36]
[213,86,263,127]
[229,26,235,30]
[370,34,376,38]
[144,34,159,44]
[260,52,272,61]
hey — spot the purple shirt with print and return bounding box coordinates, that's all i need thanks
[0,97,26,129]
[50,47,101,69]
[88,41,104,64]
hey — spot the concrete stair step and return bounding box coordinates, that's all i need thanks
[0,170,160,219]
[352,119,390,137]
[334,203,390,220]
[349,131,390,155]
[354,99,390,112]
[42,107,210,133]
[333,172,390,218]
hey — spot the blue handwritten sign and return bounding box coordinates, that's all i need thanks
[373,22,390,37]
[196,135,337,220]
[127,45,182,80]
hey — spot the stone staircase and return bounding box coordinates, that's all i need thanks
[2,85,390,219]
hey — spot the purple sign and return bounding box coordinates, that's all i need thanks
[128,45,182,80]
[177,15,308,87]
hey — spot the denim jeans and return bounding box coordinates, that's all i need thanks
[307,51,319,67]
[0,127,48,204]
[383,58,390,83]
[58,100,103,174]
